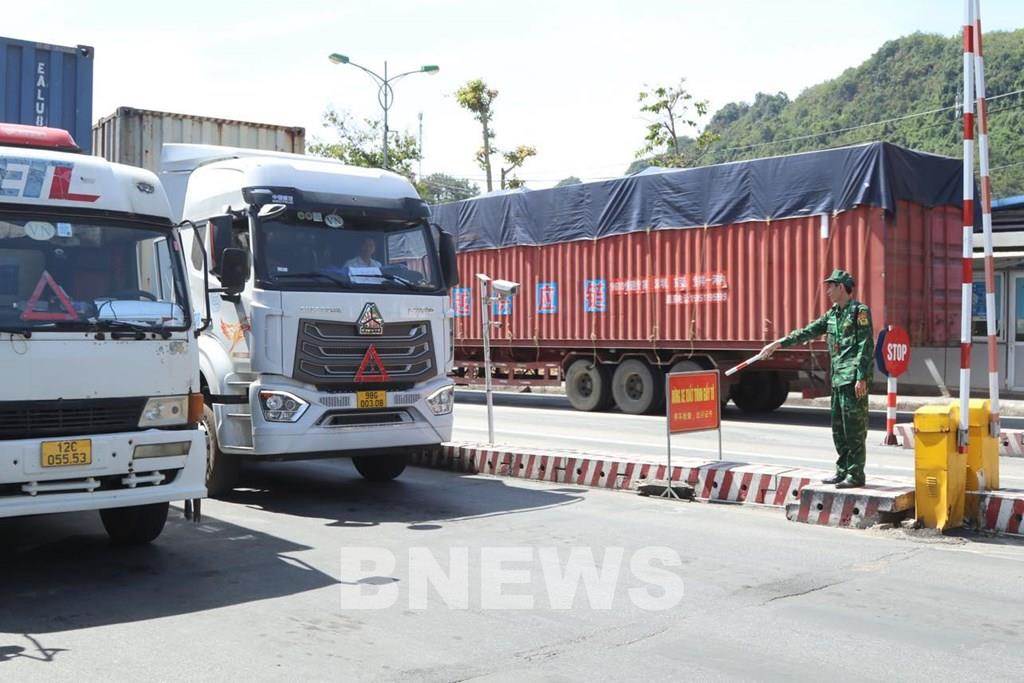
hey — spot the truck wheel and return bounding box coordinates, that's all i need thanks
[565,359,612,411]
[731,372,787,414]
[203,405,240,498]
[99,502,169,545]
[764,375,791,412]
[612,359,664,415]
[353,453,408,482]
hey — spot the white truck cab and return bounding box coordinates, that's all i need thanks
[0,124,206,543]
[161,144,459,494]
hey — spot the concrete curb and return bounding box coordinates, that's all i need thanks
[786,481,915,529]
[412,442,1024,538]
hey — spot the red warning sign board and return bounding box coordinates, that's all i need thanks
[20,271,78,321]
[667,370,721,434]
[354,345,390,382]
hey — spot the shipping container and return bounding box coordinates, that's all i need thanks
[93,106,305,214]
[432,142,965,414]
[0,36,94,152]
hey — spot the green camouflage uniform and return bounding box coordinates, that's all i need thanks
[780,289,874,484]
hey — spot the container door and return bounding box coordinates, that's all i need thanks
[1009,272,1024,391]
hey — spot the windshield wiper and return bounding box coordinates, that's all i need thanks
[352,271,433,290]
[273,271,350,287]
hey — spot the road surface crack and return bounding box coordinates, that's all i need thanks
[763,579,846,604]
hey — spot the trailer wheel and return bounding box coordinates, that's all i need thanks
[353,453,408,482]
[612,359,664,415]
[203,405,240,498]
[731,372,788,414]
[100,502,169,545]
[764,375,791,412]
[565,359,612,411]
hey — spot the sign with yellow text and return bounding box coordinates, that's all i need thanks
[667,370,720,434]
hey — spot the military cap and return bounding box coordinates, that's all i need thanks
[824,269,855,288]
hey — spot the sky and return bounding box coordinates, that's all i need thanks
[5,1,1024,190]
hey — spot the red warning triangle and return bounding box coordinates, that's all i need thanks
[354,344,390,382]
[21,270,78,321]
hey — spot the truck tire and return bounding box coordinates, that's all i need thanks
[203,405,240,498]
[565,359,612,411]
[353,453,408,482]
[612,359,664,415]
[764,375,791,412]
[99,502,169,545]
[731,372,788,414]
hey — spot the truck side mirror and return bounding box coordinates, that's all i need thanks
[438,231,460,289]
[208,215,234,274]
[219,248,250,293]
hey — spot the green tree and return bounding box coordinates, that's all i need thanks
[685,30,1024,195]
[636,79,714,167]
[456,79,499,192]
[417,173,480,204]
[555,176,582,187]
[308,107,421,178]
[500,145,537,190]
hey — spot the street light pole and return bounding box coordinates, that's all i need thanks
[328,53,439,170]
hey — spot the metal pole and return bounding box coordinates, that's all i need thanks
[661,373,678,498]
[418,112,424,179]
[480,279,495,444]
[958,0,976,454]
[973,0,1001,438]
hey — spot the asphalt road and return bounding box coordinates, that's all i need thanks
[453,390,1024,487]
[2,457,1024,680]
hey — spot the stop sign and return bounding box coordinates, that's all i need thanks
[878,325,912,377]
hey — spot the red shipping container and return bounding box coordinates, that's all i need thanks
[452,202,960,352]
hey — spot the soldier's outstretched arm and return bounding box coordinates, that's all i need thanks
[780,312,829,348]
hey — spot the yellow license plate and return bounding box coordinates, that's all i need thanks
[41,439,92,468]
[357,391,387,409]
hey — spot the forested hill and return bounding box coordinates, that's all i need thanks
[636,31,1024,196]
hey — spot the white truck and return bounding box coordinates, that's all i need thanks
[0,123,206,543]
[160,144,459,495]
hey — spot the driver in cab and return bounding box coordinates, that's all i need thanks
[345,237,382,269]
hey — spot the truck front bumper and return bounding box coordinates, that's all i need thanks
[214,376,454,459]
[0,429,206,519]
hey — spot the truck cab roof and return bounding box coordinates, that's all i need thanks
[160,144,422,222]
[0,143,173,221]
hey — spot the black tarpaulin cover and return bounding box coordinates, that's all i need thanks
[430,142,964,253]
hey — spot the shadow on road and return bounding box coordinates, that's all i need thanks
[227,458,584,529]
[0,507,337,638]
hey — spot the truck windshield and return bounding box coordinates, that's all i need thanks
[254,213,443,293]
[0,213,189,332]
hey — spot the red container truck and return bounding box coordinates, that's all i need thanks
[430,142,964,414]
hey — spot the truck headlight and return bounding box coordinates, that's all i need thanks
[139,396,189,428]
[426,385,454,416]
[259,390,308,423]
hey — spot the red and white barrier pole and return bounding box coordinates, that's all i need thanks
[958,0,976,454]
[884,326,899,445]
[724,352,765,378]
[973,0,1001,437]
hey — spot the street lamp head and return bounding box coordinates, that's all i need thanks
[421,65,440,74]
[328,53,350,65]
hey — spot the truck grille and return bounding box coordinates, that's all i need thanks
[293,319,435,388]
[0,397,146,440]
